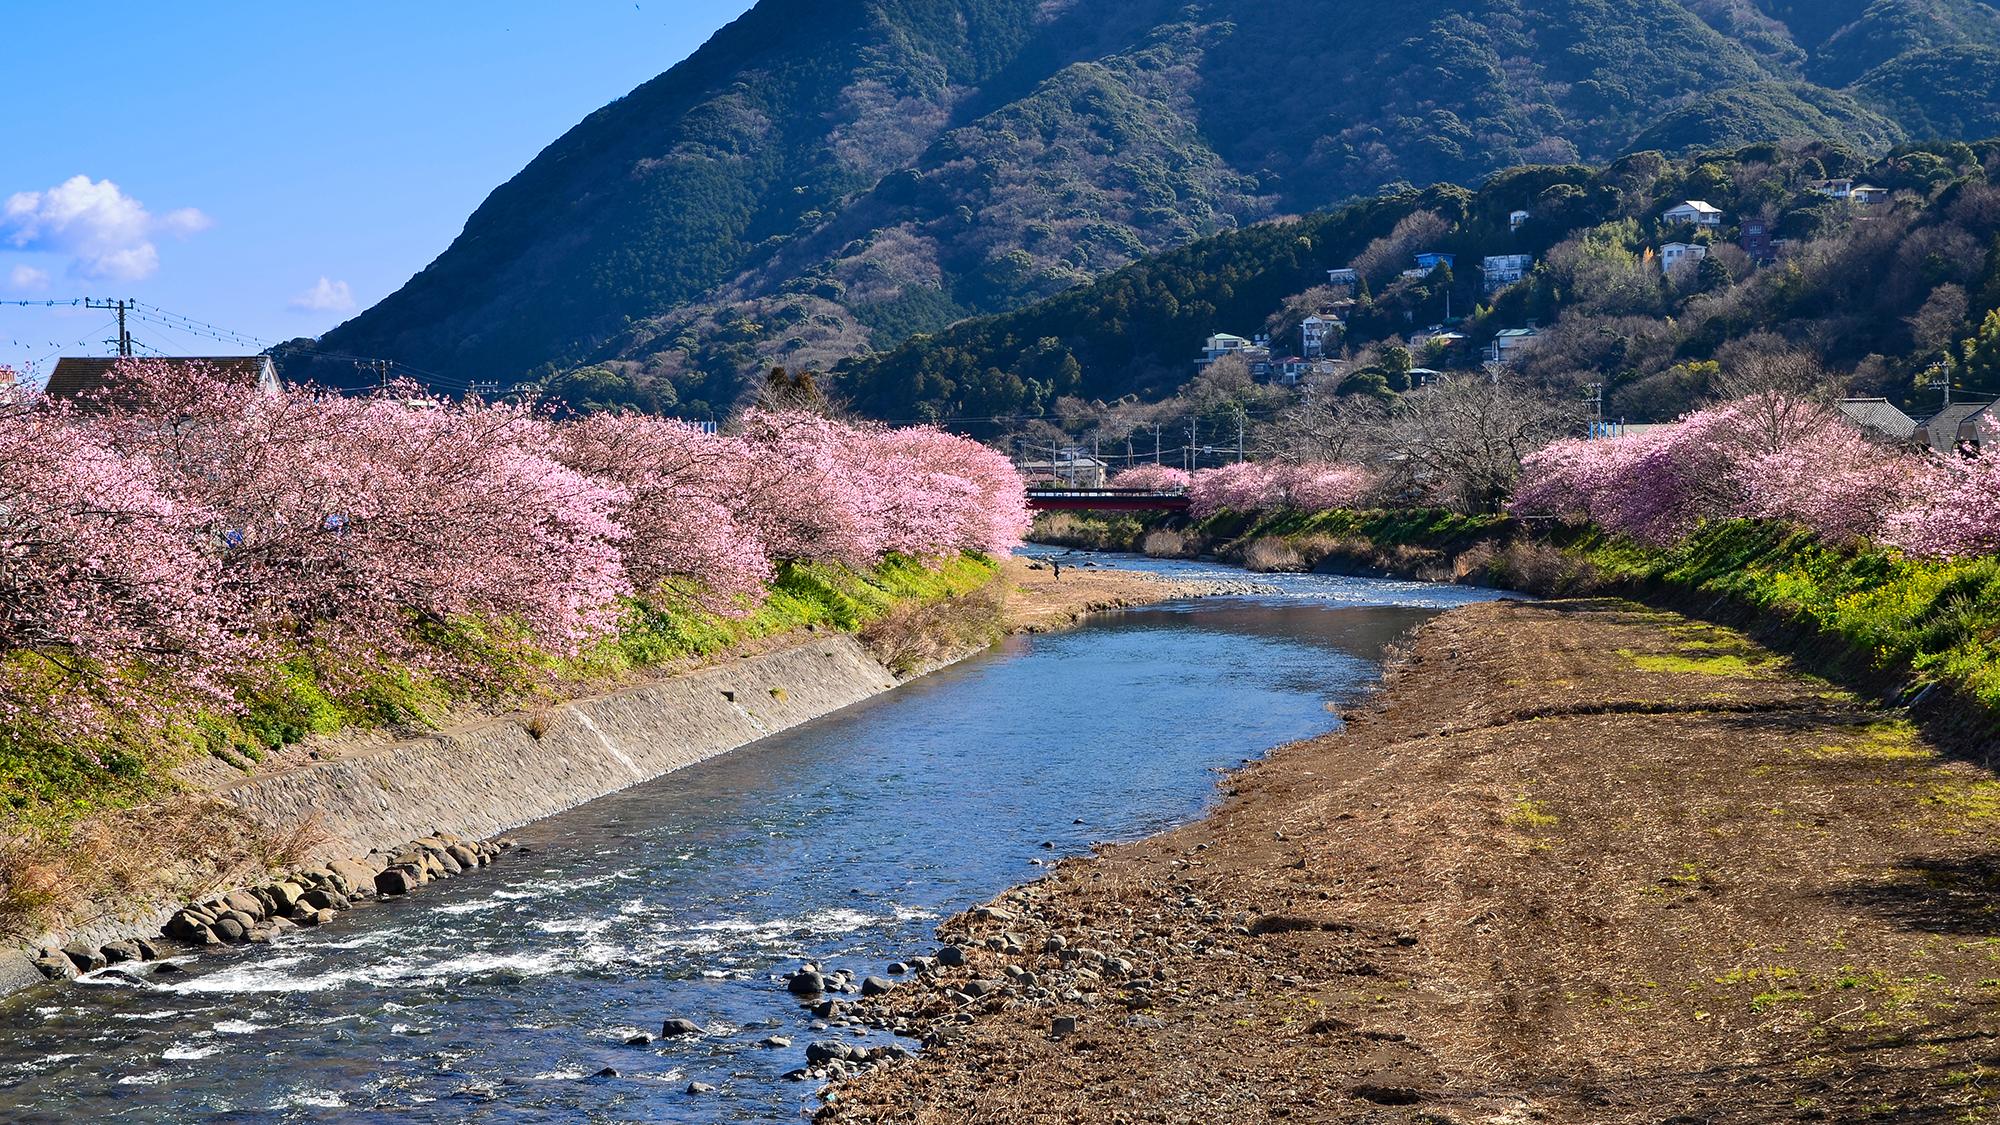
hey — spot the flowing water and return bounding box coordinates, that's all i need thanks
[0,553,1507,1123]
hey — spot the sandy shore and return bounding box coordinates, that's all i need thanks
[819,597,2000,1124]
[997,555,1263,634]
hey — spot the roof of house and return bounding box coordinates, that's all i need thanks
[1918,402,1993,447]
[1838,397,1919,440]
[1495,328,1539,339]
[45,356,277,406]
[1668,200,1722,214]
[1206,333,1251,344]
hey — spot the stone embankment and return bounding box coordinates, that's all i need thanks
[26,830,515,986]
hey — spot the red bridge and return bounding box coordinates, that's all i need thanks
[1025,488,1191,512]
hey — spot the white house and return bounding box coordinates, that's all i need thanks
[1326,267,1359,287]
[1482,254,1533,291]
[1197,333,1252,368]
[1301,315,1338,358]
[1811,178,1855,199]
[1509,209,1530,232]
[1489,327,1540,364]
[1659,241,1708,274]
[1662,200,1723,228]
[1850,184,1890,205]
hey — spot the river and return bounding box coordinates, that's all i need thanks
[0,553,1506,1123]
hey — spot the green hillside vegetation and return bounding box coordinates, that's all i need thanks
[300,0,2000,415]
[835,139,2000,430]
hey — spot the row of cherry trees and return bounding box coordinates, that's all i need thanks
[0,362,1029,737]
[1114,461,1377,519]
[1514,393,1997,558]
[1115,392,2000,561]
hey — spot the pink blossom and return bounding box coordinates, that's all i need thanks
[1113,465,1192,492]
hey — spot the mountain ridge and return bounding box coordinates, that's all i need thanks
[302,0,2000,413]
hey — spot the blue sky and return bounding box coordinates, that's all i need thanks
[0,0,755,381]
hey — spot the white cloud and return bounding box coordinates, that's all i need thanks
[6,264,48,291]
[0,175,210,282]
[290,276,355,313]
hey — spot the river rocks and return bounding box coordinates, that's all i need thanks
[786,968,825,997]
[98,939,145,965]
[806,1040,855,1064]
[19,828,515,999]
[935,945,966,967]
[660,1018,705,1037]
[1051,1015,1078,1038]
[758,1035,792,1049]
[623,1033,654,1046]
[32,951,77,980]
[686,1081,716,1095]
[860,976,893,997]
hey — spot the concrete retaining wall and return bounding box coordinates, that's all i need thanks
[2,634,918,1000]
[223,634,904,859]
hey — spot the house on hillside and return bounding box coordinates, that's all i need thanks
[1740,219,1775,262]
[1301,314,1340,358]
[1410,327,1466,350]
[1482,254,1533,291]
[1510,209,1530,232]
[1326,267,1359,288]
[1850,184,1890,206]
[1811,179,1856,200]
[1659,241,1708,274]
[1489,327,1540,364]
[1662,200,1723,228]
[1837,398,1919,443]
[1197,333,1252,368]
[44,355,281,409]
[1917,402,1994,455]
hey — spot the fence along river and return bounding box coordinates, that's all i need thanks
[0,553,1506,1123]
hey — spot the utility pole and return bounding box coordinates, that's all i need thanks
[1188,417,1199,471]
[1585,382,1604,437]
[1236,411,1245,463]
[1152,423,1161,464]
[84,298,133,357]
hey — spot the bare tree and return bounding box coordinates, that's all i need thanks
[1382,376,1579,512]
[1351,211,1451,286]
[1267,393,1389,462]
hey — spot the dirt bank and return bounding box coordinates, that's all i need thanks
[996,556,1261,633]
[821,598,2000,1124]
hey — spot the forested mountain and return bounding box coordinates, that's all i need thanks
[836,140,2000,428]
[307,0,2000,415]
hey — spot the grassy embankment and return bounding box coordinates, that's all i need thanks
[1036,508,2000,744]
[0,554,999,932]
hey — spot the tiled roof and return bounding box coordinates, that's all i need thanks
[1837,398,1918,441]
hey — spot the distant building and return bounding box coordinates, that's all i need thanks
[1408,367,1444,388]
[1660,241,1708,274]
[1662,200,1723,228]
[1197,333,1253,368]
[1837,398,1919,443]
[1811,178,1855,199]
[1739,219,1775,262]
[1414,251,1455,271]
[1917,403,1993,455]
[1274,356,1341,385]
[44,355,281,410]
[1301,315,1338,358]
[1482,253,1533,291]
[1489,327,1540,364]
[1850,184,1890,206]
[1018,453,1110,488]
[1410,327,1466,350]
[1326,267,1359,288]
[1509,209,1530,232]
